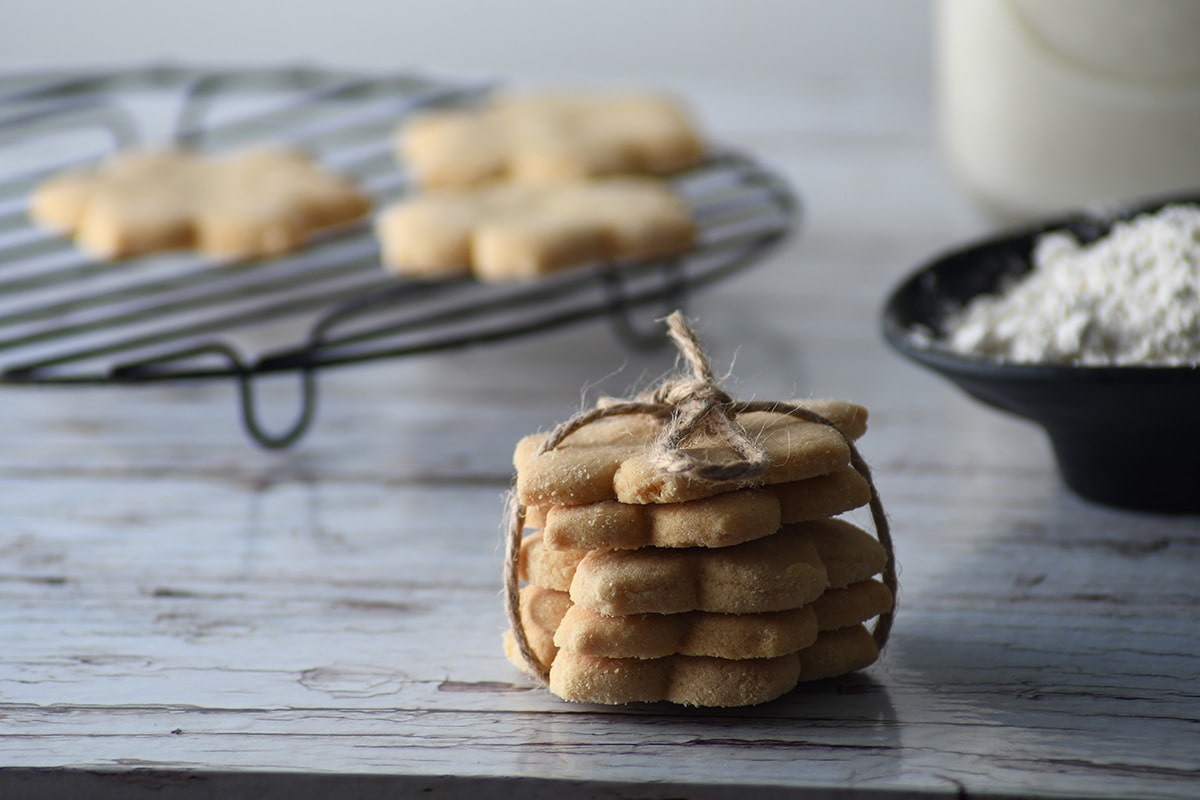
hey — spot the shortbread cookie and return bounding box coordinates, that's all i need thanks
[524,505,549,530]
[804,519,889,589]
[31,148,370,259]
[503,629,552,678]
[399,91,706,189]
[543,624,879,706]
[376,177,695,281]
[810,580,894,632]
[539,466,870,551]
[520,518,885,613]
[512,605,558,668]
[798,625,879,682]
[505,585,574,670]
[547,649,802,707]
[517,412,664,458]
[519,584,573,631]
[544,623,883,705]
[773,468,871,523]
[567,527,830,615]
[516,401,868,508]
[514,580,888,664]
[543,487,781,551]
[519,533,586,592]
[513,399,867,473]
[553,604,819,661]
[612,421,844,504]
[732,403,869,441]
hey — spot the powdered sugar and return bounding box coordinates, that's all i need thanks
[944,205,1200,365]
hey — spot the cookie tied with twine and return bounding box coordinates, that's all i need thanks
[503,311,896,706]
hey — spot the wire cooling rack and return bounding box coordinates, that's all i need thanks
[0,64,797,447]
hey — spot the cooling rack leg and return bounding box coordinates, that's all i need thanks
[236,368,318,449]
[603,264,688,351]
[111,342,320,449]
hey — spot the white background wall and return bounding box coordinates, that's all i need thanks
[0,0,931,94]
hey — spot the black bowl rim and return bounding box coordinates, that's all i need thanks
[881,191,1200,382]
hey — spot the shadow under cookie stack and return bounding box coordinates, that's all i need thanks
[503,312,896,707]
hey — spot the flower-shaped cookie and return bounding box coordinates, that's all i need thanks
[514,399,869,507]
[399,91,706,189]
[31,148,371,260]
[375,177,696,281]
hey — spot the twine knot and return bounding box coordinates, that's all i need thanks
[649,376,732,408]
[643,311,769,483]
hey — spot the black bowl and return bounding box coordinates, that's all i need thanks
[882,194,1200,512]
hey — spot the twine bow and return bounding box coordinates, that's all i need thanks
[504,311,896,686]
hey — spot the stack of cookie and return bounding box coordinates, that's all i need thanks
[377,91,704,281]
[502,327,896,706]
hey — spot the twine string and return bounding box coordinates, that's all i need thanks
[503,313,896,688]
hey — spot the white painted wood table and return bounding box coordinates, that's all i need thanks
[2,74,1198,799]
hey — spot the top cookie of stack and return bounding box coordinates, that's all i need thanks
[503,312,896,707]
[378,91,705,281]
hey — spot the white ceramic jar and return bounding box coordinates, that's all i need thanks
[937,0,1200,220]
